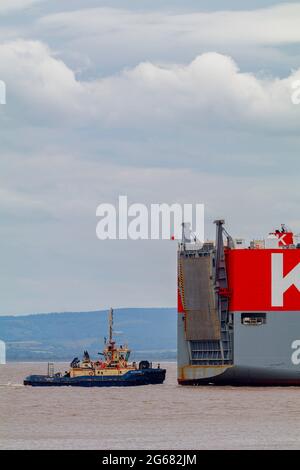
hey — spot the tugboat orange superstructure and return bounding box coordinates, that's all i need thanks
[24,308,166,387]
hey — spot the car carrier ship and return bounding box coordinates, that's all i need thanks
[178,220,300,385]
[24,308,166,387]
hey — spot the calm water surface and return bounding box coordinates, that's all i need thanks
[1,362,300,449]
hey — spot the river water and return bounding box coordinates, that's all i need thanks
[1,362,300,449]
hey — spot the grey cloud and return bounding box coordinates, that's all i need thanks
[39,5,300,46]
[34,4,300,77]
[1,155,300,314]
[0,0,44,14]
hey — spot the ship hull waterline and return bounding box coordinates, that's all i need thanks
[178,365,300,386]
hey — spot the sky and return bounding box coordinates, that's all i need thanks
[0,1,300,315]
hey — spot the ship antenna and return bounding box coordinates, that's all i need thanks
[109,307,113,343]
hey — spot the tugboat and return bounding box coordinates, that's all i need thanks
[24,308,166,387]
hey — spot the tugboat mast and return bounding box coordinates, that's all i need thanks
[109,307,113,344]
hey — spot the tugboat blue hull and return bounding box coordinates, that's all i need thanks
[24,368,166,387]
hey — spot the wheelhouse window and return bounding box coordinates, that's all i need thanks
[241,313,266,326]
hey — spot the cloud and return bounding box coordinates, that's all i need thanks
[33,4,300,78]
[0,39,299,133]
[39,4,300,46]
[1,148,300,314]
[1,3,300,314]
[0,40,85,123]
[0,0,43,14]
[1,148,300,234]
[88,52,300,131]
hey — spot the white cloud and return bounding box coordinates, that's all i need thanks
[0,39,299,132]
[90,52,300,131]
[0,40,85,122]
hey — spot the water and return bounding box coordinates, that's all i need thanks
[1,362,300,449]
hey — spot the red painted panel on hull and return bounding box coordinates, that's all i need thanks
[226,248,300,311]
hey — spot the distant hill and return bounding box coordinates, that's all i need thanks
[0,308,177,361]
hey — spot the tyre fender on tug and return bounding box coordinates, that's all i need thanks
[139,360,150,370]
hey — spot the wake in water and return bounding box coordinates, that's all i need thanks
[0,382,24,387]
